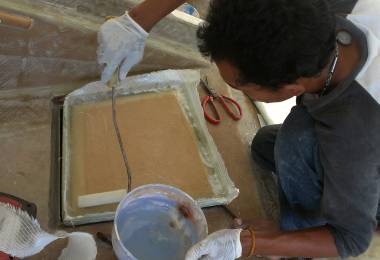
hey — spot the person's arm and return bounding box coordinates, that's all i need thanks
[129,0,188,32]
[98,0,190,82]
[185,226,339,259]
[241,226,339,258]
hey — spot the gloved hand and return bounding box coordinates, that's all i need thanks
[97,13,148,83]
[185,229,242,260]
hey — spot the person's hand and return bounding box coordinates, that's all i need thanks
[97,13,148,83]
[185,229,242,260]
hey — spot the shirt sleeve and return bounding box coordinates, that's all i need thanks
[315,95,380,257]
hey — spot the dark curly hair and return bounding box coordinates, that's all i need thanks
[197,0,336,89]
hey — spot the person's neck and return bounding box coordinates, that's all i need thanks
[330,43,359,87]
[301,41,361,95]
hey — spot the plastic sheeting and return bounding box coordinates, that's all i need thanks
[0,0,209,90]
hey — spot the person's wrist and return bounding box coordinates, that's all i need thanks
[241,227,257,258]
[116,12,149,37]
[128,9,152,33]
[240,229,253,257]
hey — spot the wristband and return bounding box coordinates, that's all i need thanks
[246,227,256,257]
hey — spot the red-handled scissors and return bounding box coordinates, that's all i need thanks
[201,78,243,125]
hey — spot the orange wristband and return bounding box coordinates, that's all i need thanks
[246,227,256,257]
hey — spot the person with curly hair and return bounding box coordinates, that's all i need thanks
[98,0,380,258]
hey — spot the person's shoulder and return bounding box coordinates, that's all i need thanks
[314,80,380,134]
[342,80,380,116]
[339,80,380,137]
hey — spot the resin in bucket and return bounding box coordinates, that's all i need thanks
[112,184,208,260]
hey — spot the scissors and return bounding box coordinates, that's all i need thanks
[201,78,243,125]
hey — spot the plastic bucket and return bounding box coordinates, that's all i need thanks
[112,184,208,260]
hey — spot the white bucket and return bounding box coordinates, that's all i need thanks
[112,184,208,260]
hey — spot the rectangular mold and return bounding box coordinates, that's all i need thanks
[61,70,239,225]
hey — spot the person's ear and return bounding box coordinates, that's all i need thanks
[282,83,306,97]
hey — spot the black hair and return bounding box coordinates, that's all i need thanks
[197,0,336,89]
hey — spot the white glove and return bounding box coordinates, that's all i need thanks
[185,229,242,260]
[97,13,148,83]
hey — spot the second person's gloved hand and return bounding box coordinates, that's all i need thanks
[185,229,243,260]
[97,13,148,83]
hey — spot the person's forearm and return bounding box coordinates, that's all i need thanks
[129,0,188,32]
[241,226,339,258]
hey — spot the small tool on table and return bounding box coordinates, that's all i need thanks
[201,78,243,125]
